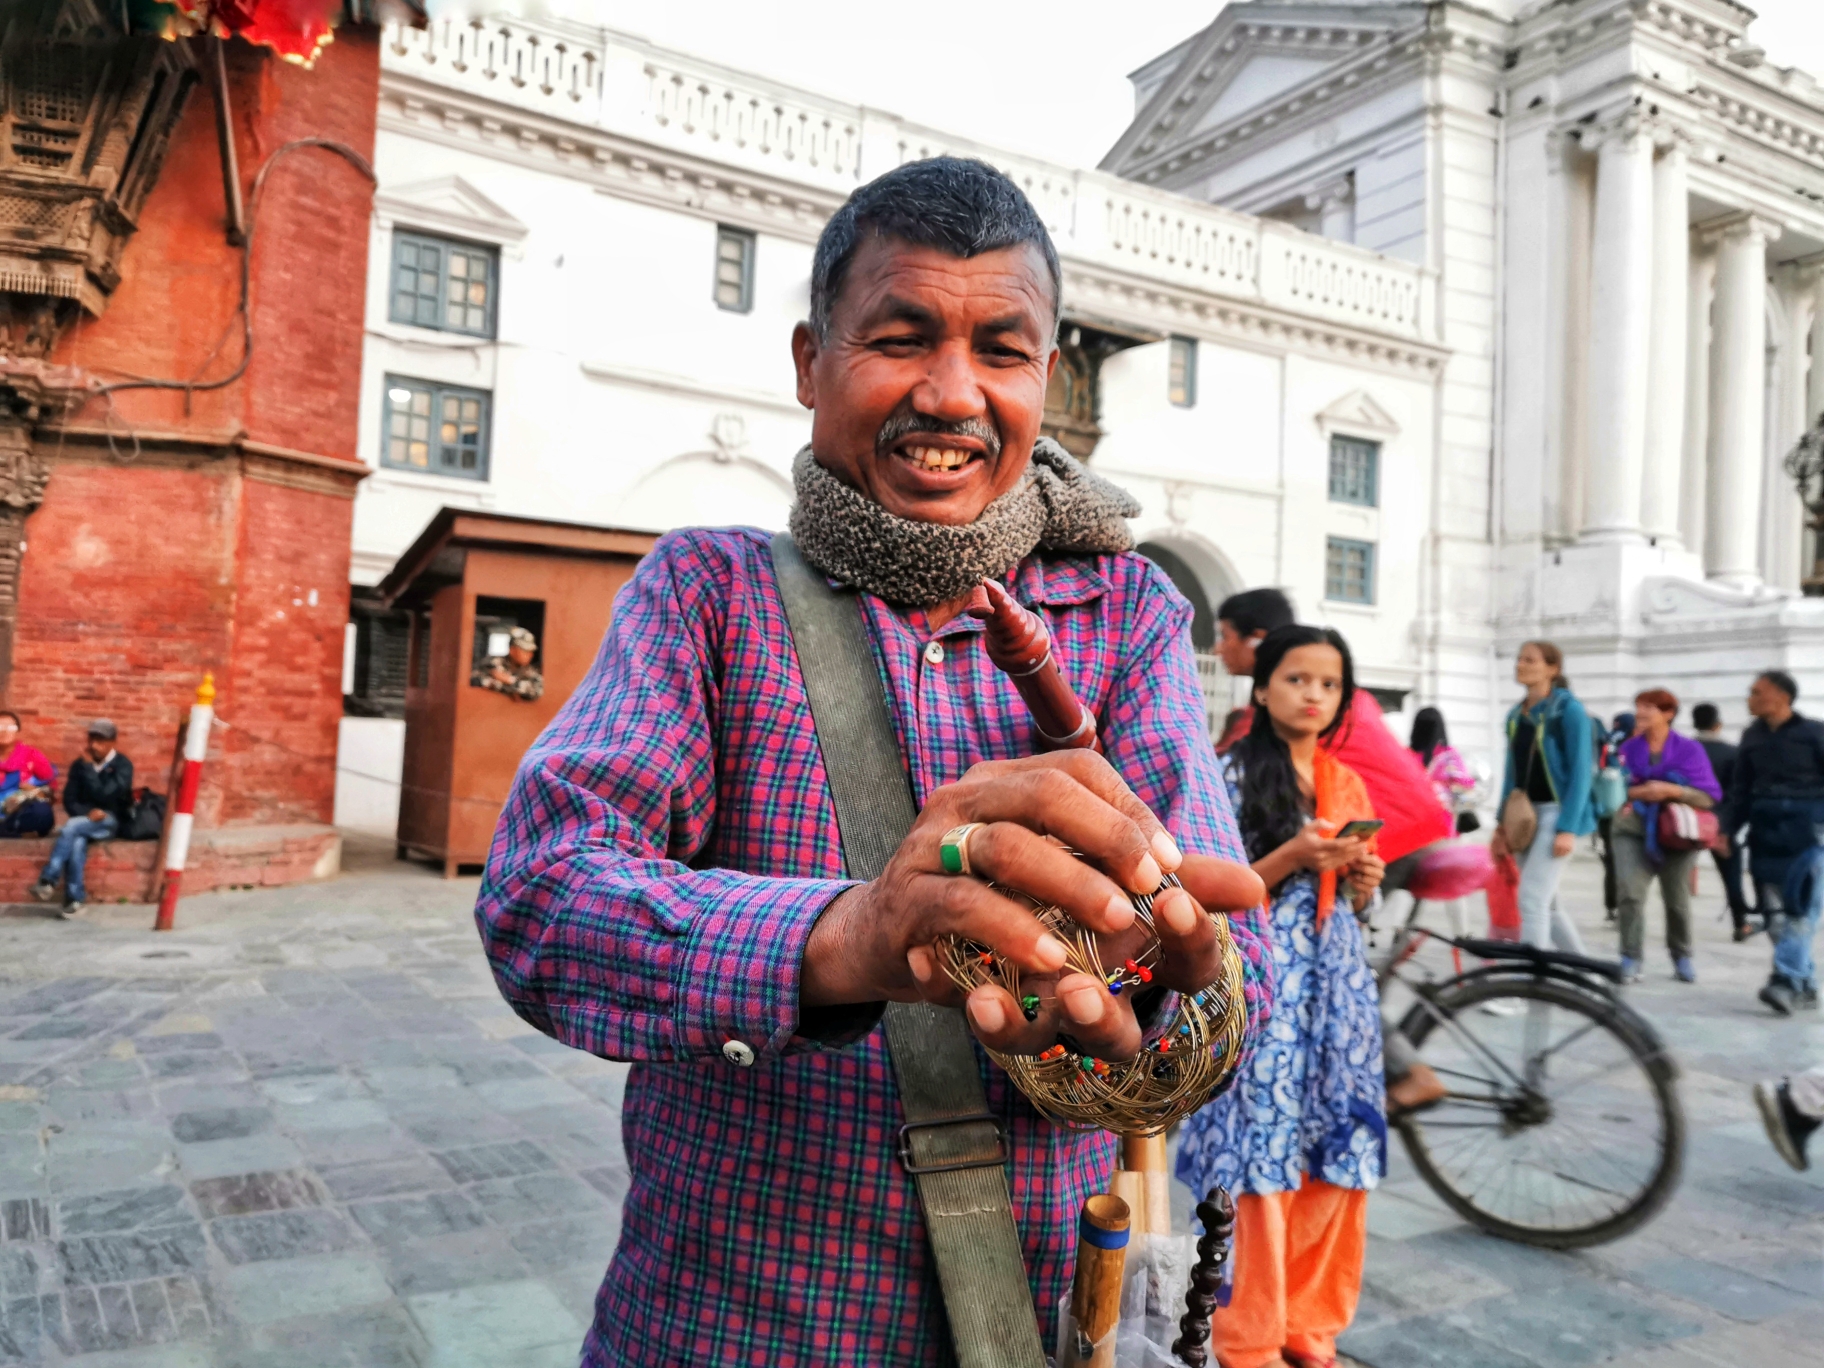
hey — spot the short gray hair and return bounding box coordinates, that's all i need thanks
[809,156,1061,341]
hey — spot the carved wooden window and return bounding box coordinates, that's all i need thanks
[389,231,497,337]
[1168,335,1197,408]
[1325,537,1376,605]
[1328,435,1380,507]
[714,226,755,312]
[383,377,491,480]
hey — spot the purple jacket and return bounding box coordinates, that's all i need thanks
[1619,731,1723,801]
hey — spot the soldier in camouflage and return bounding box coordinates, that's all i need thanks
[472,625,544,702]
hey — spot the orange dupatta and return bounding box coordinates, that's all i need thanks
[1312,747,1377,923]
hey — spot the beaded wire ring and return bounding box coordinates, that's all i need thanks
[936,869,1249,1133]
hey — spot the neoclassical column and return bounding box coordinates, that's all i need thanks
[1581,115,1656,543]
[1704,213,1780,588]
[1641,138,1689,544]
[1680,243,1715,558]
[1808,259,1824,428]
[1305,175,1354,243]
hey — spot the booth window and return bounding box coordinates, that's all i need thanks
[1325,537,1376,604]
[714,226,755,312]
[1168,336,1197,408]
[383,377,491,480]
[471,597,546,679]
[390,230,497,337]
[1328,434,1380,507]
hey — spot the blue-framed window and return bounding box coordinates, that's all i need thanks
[390,231,497,337]
[1328,434,1379,507]
[382,376,491,481]
[1325,536,1375,604]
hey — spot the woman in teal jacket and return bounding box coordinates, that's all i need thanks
[1490,640,1595,952]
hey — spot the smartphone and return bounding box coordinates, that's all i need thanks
[1335,819,1385,841]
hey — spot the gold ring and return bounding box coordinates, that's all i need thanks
[939,822,984,877]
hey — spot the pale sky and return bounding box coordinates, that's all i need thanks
[428,1,1824,171]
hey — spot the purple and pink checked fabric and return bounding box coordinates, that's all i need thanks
[475,527,1272,1366]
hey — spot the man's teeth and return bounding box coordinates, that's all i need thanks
[906,446,971,471]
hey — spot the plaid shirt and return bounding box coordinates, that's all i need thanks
[476,527,1271,1366]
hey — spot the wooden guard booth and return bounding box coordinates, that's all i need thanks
[378,509,656,875]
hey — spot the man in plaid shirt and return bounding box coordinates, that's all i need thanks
[477,158,1271,1365]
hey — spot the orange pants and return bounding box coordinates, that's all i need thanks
[1211,1179,1367,1368]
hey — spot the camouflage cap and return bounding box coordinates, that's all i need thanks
[507,627,538,651]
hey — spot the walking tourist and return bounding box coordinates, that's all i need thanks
[1720,669,1824,1014]
[476,158,1271,1364]
[29,720,133,919]
[1610,691,1720,983]
[1596,712,1635,923]
[1755,1069,1824,1171]
[1177,624,1385,1368]
[0,711,54,838]
[1409,706,1475,824]
[1215,586,1450,1112]
[1693,701,1755,939]
[1490,641,1593,953]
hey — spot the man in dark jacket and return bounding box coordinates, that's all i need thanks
[29,720,133,919]
[1694,702,1754,939]
[1721,672,1824,1013]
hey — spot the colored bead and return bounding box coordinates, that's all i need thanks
[1020,995,1040,1021]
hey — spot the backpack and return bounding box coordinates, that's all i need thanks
[125,788,166,841]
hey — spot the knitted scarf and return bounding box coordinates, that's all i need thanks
[787,437,1141,607]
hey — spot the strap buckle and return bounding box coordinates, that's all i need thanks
[897,1112,1008,1176]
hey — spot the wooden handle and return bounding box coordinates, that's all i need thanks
[1069,1192,1131,1353]
[1121,1131,1173,1235]
[965,580,1098,750]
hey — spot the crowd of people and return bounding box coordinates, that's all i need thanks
[0,713,145,918]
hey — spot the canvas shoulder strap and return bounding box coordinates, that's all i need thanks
[769,532,1047,1368]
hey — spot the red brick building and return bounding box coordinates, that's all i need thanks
[0,4,381,899]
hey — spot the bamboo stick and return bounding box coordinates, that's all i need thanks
[1121,1131,1173,1235]
[1063,1193,1130,1368]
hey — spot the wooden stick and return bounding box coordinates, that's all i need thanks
[1064,1192,1130,1367]
[1121,1131,1173,1235]
[1108,1168,1148,1238]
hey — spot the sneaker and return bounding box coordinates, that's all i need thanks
[1760,979,1797,1016]
[57,901,84,921]
[1753,1079,1821,1171]
[1673,957,1696,983]
[27,882,56,904]
[1798,987,1821,1011]
[1618,956,1642,984]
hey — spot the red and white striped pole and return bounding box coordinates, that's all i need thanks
[155,672,216,933]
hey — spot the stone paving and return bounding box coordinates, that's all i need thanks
[0,837,627,1367]
[0,838,1813,1366]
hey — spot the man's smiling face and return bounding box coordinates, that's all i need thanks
[791,234,1059,526]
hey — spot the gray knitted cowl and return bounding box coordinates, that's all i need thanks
[787,438,1141,607]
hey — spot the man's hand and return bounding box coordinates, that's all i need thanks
[87,808,105,822]
[489,665,514,685]
[1552,831,1575,858]
[801,750,1264,1061]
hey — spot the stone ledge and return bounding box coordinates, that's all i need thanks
[0,824,340,903]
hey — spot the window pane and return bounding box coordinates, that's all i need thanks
[1168,336,1196,407]
[714,227,753,313]
[1328,436,1379,506]
[384,378,487,480]
[1325,538,1375,604]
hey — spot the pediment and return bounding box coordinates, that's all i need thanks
[1100,4,1418,178]
[1316,388,1400,436]
[373,176,528,252]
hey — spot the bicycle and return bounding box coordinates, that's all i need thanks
[1374,900,1685,1249]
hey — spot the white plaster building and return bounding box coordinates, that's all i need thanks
[1103,0,1824,756]
[336,11,1464,828]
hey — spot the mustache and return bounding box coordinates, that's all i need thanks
[874,411,1002,460]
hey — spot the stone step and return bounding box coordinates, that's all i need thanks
[0,824,340,904]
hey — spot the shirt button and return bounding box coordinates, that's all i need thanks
[722,1039,755,1067]
[924,640,945,665]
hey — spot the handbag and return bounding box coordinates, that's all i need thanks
[1658,801,1719,853]
[1500,707,1551,852]
[1593,766,1628,819]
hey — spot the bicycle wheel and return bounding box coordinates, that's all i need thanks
[1395,973,1683,1249]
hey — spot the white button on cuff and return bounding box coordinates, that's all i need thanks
[924,640,946,665]
[722,1039,756,1067]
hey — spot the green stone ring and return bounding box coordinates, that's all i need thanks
[938,822,984,877]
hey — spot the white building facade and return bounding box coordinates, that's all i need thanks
[338,11,1462,828]
[1104,0,1824,756]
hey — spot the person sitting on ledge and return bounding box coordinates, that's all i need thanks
[0,711,55,838]
[30,720,133,919]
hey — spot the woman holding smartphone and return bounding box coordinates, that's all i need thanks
[1176,625,1386,1368]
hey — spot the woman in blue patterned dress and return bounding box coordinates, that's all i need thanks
[1177,625,1386,1368]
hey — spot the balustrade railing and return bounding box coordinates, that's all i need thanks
[380,18,1435,347]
